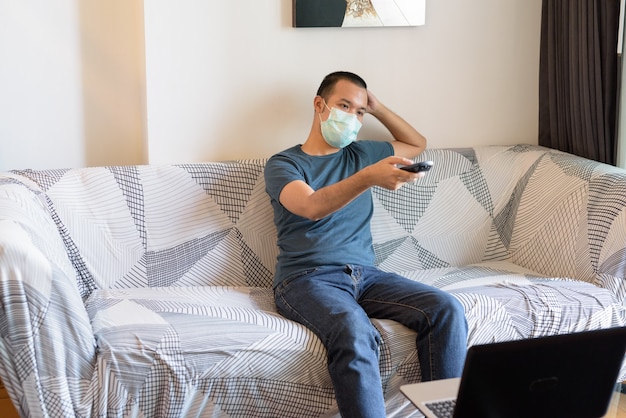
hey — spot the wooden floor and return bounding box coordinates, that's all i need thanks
[1,381,626,417]
[604,387,626,418]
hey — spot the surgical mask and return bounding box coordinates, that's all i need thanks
[319,102,362,148]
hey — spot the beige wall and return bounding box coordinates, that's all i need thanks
[78,0,147,168]
[0,0,542,171]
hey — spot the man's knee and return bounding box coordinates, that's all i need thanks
[433,292,467,333]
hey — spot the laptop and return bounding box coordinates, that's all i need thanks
[400,327,626,418]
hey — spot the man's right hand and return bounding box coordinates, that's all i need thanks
[362,156,426,191]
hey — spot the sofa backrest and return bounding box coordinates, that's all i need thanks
[12,161,276,298]
[8,145,626,302]
[371,145,535,271]
[371,145,626,302]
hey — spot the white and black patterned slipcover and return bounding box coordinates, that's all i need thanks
[0,145,625,417]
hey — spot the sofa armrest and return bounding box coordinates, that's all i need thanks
[508,150,626,303]
[586,169,626,301]
[0,181,96,417]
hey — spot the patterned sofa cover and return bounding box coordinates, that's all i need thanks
[1,144,625,417]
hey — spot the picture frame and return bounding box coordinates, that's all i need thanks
[293,0,426,28]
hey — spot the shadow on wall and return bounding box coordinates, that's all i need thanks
[78,0,147,167]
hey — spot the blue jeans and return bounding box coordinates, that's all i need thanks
[274,265,468,418]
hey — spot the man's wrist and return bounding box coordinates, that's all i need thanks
[355,165,377,189]
[368,103,389,119]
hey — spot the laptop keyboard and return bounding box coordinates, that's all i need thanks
[425,399,456,418]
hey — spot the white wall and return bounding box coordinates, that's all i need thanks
[1,0,542,170]
[144,0,542,164]
[0,1,84,170]
[0,0,146,171]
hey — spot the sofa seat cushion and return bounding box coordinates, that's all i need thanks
[84,263,626,416]
[85,286,420,417]
[399,261,626,347]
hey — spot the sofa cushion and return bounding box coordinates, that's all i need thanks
[407,261,626,344]
[371,145,626,301]
[13,162,278,299]
[85,286,419,416]
[84,259,626,417]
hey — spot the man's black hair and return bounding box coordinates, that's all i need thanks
[316,71,367,99]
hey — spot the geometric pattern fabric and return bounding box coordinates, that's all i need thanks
[1,145,625,417]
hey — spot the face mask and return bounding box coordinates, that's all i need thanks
[319,102,362,148]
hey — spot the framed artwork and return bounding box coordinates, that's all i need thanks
[293,0,425,28]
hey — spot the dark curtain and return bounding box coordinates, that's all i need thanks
[539,0,621,165]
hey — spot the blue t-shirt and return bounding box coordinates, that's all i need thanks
[264,140,394,287]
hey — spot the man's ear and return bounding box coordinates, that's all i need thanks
[313,95,325,113]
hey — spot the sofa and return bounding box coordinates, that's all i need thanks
[1,144,625,417]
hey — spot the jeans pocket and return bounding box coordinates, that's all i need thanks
[275,268,320,294]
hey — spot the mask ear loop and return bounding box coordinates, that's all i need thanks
[318,98,331,123]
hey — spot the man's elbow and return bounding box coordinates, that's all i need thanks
[298,207,326,222]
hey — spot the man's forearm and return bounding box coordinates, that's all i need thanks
[299,169,374,221]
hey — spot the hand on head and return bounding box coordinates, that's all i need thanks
[366,90,382,116]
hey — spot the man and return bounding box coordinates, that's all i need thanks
[264,71,467,418]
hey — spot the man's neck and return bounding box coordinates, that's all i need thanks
[300,135,340,156]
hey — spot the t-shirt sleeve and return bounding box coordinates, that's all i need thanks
[264,154,303,203]
[357,140,394,164]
